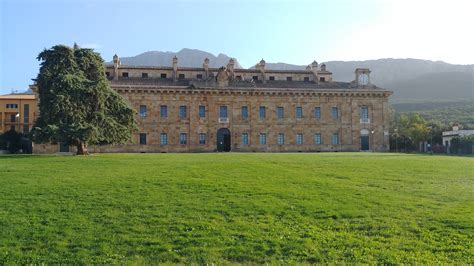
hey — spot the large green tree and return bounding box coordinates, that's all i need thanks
[32,44,137,155]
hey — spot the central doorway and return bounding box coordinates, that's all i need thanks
[360,129,370,151]
[217,128,231,152]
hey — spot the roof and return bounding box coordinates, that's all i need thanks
[0,93,36,100]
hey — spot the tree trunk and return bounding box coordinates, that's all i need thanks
[76,141,89,155]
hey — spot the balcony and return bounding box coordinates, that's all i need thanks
[360,118,371,124]
[218,117,229,123]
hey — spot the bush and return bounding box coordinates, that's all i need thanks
[0,130,32,154]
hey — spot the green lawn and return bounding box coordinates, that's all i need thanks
[0,153,472,264]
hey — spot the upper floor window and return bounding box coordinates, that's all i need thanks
[296,107,303,119]
[296,133,303,145]
[331,107,339,119]
[314,133,322,145]
[122,72,128,78]
[304,77,310,82]
[179,106,187,119]
[269,76,275,81]
[286,76,292,81]
[320,77,325,82]
[332,133,339,145]
[236,75,242,80]
[106,72,110,77]
[314,107,321,120]
[277,107,284,119]
[160,105,168,118]
[6,103,18,109]
[242,133,249,145]
[252,76,258,81]
[139,105,147,118]
[142,73,148,78]
[241,106,248,119]
[23,104,29,123]
[178,74,185,79]
[277,133,285,145]
[196,74,203,79]
[199,133,206,145]
[139,133,147,145]
[199,105,206,118]
[160,73,167,79]
[160,133,168,145]
[259,106,266,119]
[259,133,267,145]
[360,106,369,119]
[219,106,228,118]
[180,133,187,145]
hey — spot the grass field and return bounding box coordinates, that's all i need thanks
[0,153,473,264]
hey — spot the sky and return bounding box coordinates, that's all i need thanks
[0,0,473,94]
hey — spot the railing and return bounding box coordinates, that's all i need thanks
[218,117,229,123]
[360,118,370,124]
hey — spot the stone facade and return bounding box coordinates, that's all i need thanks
[33,56,392,153]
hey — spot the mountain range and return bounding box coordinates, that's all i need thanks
[115,48,473,101]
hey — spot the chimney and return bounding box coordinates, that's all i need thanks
[172,56,178,81]
[113,54,120,80]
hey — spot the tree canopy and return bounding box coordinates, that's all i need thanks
[32,44,137,155]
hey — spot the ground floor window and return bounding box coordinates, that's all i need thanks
[259,133,267,145]
[199,133,206,145]
[242,133,249,145]
[139,133,147,145]
[160,133,168,145]
[277,133,285,145]
[180,133,187,145]
[332,133,339,145]
[296,133,303,145]
[314,133,322,145]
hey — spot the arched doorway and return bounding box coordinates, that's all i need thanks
[217,128,231,152]
[360,129,370,151]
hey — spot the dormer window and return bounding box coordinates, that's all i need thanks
[106,72,110,77]
[252,76,258,81]
[319,77,325,82]
[178,74,185,79]
[197,74,203,79]
[161,73,167,79]
[269,76,275,81]
[304,77,310,82]
[142,73,148,78]
[122,72,128,78]
[286,76,292,81]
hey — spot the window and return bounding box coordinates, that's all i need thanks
[122,72,128,77]
[277,107,284,119]
[6,104,18,109]
[259,133,267,145]
[296,107,303,119]
[236,75,242,80]
[286,76,292,81]
[259,106,266,119]
[219,106,228,118]
[277,133,285,145]
[269,76,275,81]
[296,133,303,145]
[199,105,206,118]
[241,106,248,119]
[252,76,258,81]
[178,73,185,79]
[180,133,187,145]
[242,133,249,145]
[139,105,147,118]
[142,73,148,78]
[331,107,339,119]
[314,107,321,120]
[23,104,29,123]
[160,105,168,118]
[314,133,322,145]
[139,133,147,145]
[160,133,168,145]
[199,133,206,145]
[332,133,339,145]
[304,77,310,82]
[179,106,187,119]
[160,73,167,79]
[106,72,110,77]
[360,106,369,119]
[10,114,16,122]
[197,74,203,79]
[320,77,325,82]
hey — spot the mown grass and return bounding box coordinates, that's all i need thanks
[0,153,472,264]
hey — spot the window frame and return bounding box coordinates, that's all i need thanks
[296,133,303,145]
[180,133,187,145]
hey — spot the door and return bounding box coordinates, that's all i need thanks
[217,128,231,152]
[360,135,369,151]
[59,142,70,152]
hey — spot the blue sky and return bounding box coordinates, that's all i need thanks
[1,0,472,94]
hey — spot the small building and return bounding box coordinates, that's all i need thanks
[0,93,37,134]
[442,125,474,148]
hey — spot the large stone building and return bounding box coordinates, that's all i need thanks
[0,93,36,134]
[34,55,392,153]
